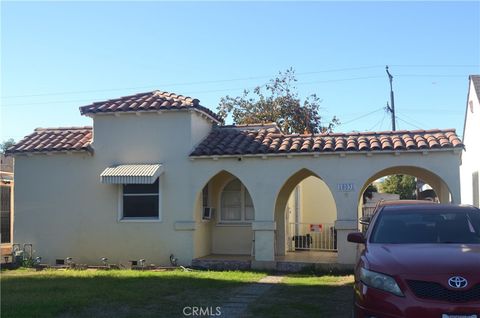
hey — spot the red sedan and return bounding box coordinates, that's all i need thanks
[348,202,480,318]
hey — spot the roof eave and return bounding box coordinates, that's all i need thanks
[80,107,221,124]
[189,147,463,159]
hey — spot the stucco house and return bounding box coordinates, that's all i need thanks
[461,75,480,208]
[6,90,464,270]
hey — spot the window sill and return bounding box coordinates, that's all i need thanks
[119,217,162,223]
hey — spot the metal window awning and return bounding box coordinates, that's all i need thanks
[100,164,163,184]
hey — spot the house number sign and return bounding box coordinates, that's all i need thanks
[336,183,355,192]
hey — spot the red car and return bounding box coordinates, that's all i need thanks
[348,202,480,318]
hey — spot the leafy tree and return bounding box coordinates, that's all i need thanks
[362,184,378,204]
[217,68,340,134]
[380,175,417,199]
[0,138,15,154]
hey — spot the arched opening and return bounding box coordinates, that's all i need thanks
[274,169,337,262]
[193,170,255,259]
[358,166,453,226]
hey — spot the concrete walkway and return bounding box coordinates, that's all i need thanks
[219,275,284,318]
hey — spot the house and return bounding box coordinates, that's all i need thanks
[461,75,480,208]
[6,90,463,270]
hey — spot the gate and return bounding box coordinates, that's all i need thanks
[287,223,337,251]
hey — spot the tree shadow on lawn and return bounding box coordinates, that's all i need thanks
[1,270,260,318]
[246,275,354,318]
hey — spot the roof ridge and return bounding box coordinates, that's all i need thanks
[34,126,93,132]
[278,128,457,138]
[79,90,218,121]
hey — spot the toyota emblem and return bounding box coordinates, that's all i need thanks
[448,276,468,289]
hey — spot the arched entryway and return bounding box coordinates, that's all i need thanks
[358,166,453,223]
[193,170,255,259]
[274,169,337,262]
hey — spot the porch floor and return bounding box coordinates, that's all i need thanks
[277,250,338,264]
[192,251,344,272]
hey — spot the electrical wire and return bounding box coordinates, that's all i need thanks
[3,63,478,100]
[1,65,384,99]
[338,108,384,126]
[366,111,387,131]
[395,115,424,130]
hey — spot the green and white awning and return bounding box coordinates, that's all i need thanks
[100,164,163,184]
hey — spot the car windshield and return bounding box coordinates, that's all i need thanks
[370,209,480,244]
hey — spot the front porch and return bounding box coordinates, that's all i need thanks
[191,251,346,272]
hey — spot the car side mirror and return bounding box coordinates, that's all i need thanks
[347,232,366,244]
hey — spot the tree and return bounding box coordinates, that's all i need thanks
[0,138,15,154]
[362,184,378,204]
[380,175,417,199]
[217,68,340,134]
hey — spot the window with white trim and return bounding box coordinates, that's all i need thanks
[122,179,159,219]
[220,178,254,222]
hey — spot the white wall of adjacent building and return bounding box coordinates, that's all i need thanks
[461,78,480,208]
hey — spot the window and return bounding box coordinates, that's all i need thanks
[202,184,209,208]
[220,178,254,222]
[121,179,159,219]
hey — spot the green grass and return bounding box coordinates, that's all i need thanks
[1,269,354,318]
[246,274,354,318]
[1,269,265,318]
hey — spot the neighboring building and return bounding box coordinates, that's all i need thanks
[362,192,400,217]
[6,90,463,269]
[1,154,14,258]
[461,75,480,208]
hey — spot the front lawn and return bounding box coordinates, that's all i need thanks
[1,269,264,318]
[1,269,354,318]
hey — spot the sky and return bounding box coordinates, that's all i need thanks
[1,1,479,143]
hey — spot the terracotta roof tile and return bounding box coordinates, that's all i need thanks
[191,128,464,157]
[6,127,93,155]
[79,90,221,122]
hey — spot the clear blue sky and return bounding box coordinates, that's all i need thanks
[1,1,479,142]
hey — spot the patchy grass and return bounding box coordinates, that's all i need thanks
[1,269,354,318]
[1,269,265,318]
[246,274,354,318]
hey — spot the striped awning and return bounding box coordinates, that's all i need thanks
[100,164,163,184]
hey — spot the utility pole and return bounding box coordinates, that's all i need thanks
[385,65,396,131]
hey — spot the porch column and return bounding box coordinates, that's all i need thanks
[331,188,360,265]
[334,220,358,264]
[252,221,276,267]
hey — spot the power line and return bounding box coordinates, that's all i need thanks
[366,112,387,131]
[338,108,384,126]
[395,115,424,130]
[0,76,388,108]
[3,63,477,100]
[396,74,468,78]
[1,66,384,99]
[391,64,480,68]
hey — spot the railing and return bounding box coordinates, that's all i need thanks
[362,206,377,218]
[287,223,337,251]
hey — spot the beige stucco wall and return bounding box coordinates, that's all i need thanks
[13,111,214,266]
[298,176,336,224]
[190,150,461,264]
[461,79,480,207]
[12,108,462,267]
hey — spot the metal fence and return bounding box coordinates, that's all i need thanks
[287,223,337,251]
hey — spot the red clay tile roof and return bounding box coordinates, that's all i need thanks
[79,90,221,122]
[190,128,463,156]
[6,127,93,155]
